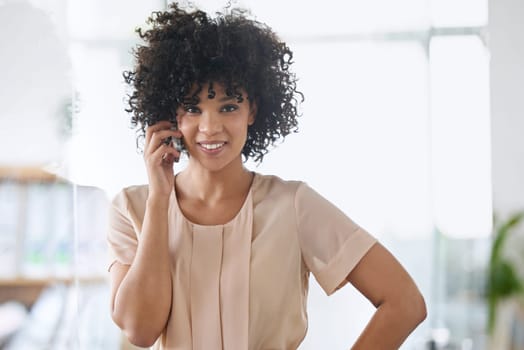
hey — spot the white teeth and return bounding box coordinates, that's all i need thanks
[200,143,224,150]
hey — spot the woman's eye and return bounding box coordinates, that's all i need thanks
[184,105,200,114]
[221,104,238,112]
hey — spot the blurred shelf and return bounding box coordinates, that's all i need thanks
[0,276,107,287]
[0,166,60,182]
[0,276,108,308]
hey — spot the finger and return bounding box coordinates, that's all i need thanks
[147,130,183,154]
[160,148,181,165]
[148,143,181,164]
[161,152,179,165]
[145,121,173,147]
[145,121,172,149]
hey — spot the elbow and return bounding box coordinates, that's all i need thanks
[419,297,428,324]
[125,331,158,348]
[409,290,427,326]
[111,311,160,348]
[388,288,426,329]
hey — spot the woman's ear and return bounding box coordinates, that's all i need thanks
[248,101,257,125]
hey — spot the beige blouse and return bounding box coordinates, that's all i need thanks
[107,173,377,350]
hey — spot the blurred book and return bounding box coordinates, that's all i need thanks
[4,284,66,350]
[21,183,53,278]
[0,180,21,280]
[0,301,27,347]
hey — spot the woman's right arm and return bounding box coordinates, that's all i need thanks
[109,121,182,347]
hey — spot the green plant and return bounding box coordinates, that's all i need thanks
[486,211,524,332]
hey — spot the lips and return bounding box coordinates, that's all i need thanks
[199,142,225,150]
[197,141,226,153]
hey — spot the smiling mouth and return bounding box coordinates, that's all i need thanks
[198,142,226,150]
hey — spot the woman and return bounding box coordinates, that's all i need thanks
[108,3,426,349]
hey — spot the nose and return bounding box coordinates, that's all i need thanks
[198,111,222,135]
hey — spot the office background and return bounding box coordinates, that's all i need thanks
[0,0,523,349]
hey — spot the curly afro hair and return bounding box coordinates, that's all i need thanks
[123,2,303,163]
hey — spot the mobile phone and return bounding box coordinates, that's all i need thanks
[162,126,184,152]
[171,136,184,152]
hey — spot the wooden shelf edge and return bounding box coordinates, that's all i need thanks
[0,167,59,182]
[0,276,107,287]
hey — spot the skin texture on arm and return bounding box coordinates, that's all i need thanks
[109,122,182,347]
[346,243,427,349]
[109,200,173,347]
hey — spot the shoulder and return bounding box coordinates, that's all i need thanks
[111,184,149,210]
[109,185,150,230]
[252,173,304,204]
[253,173,326,205]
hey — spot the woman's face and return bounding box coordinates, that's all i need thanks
[176,83,256,173]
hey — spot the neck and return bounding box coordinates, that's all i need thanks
[176,158,253,203]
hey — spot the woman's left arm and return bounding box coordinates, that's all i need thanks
[346,242,427,349]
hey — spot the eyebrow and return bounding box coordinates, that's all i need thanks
[219,95,238,102]
[183,94,240,104]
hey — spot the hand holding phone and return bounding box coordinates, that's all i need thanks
[144,121,182,197]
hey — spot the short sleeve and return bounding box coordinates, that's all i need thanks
[107,189,138,269]
[295,183,377,295]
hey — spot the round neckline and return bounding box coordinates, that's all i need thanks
[171,172,258,228]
